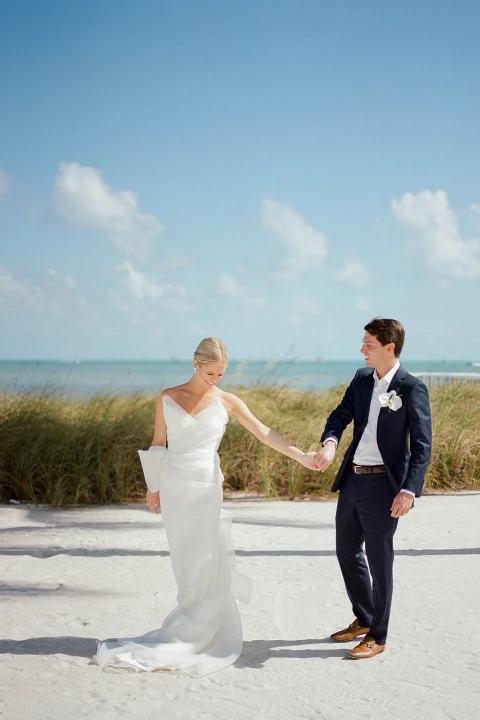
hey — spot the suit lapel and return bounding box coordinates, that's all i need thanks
[387,364,407,394]
[359,370,375,429]
[377,364,407,431]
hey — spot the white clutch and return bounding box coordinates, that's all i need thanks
[137,446,167,492]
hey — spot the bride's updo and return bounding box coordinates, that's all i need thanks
[194,337,228,366]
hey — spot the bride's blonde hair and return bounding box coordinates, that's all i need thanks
[194,337,228,366]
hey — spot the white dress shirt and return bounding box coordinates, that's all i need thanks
[325,361,414,497]
[353,361,400,466]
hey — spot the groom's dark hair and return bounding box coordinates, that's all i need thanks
[364,318,405,358]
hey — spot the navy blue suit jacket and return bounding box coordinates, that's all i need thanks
[321,365,432,497]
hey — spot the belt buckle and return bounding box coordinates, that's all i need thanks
[353,464,361,474]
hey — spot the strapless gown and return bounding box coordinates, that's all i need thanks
[95,395,251,678]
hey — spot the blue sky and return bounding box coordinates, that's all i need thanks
[1,0,480,361]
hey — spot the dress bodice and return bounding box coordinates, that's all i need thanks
[162,395,228,457]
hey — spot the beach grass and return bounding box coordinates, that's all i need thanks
[1,382,479,506]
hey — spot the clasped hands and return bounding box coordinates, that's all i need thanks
[301,442,413,518]
[301,441,336,472]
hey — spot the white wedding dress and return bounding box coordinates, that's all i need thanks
[95,395,251,678]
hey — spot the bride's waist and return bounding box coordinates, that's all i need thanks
[165,448,219,458]
[162,448,221,476]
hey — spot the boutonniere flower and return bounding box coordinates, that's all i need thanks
[379,390,403,412]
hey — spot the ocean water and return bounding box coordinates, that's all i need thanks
[1,359,479,397]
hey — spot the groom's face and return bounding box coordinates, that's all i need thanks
[361,331,394,369]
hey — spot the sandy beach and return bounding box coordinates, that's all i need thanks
[1,495,479,720]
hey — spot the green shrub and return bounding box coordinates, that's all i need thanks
[0,382,479,506]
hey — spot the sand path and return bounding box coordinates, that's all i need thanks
[1,495,479,720]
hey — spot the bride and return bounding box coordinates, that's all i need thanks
[95,337,318,677]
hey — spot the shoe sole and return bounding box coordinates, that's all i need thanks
[330,631,370,643]
[347,649,385,659]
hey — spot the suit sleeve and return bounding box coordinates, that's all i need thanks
[320,371,358,446]
[402,381,432,497]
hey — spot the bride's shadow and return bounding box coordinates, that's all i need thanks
[1,636,346,666]
[235,638,346,669]
[0,636,98,658]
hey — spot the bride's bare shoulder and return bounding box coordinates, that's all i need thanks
[158,384,189,402]
[217,389,245,413]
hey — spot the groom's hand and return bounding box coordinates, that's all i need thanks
[390,491,414,518]
[313,441,336,472]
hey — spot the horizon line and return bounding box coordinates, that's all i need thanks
[0,357,476,364]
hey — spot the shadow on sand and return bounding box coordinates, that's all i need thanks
[0,635,348,666]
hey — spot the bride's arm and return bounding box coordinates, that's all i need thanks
[224,393,318,470]
[151,391,168,447]
[142,392,168,514]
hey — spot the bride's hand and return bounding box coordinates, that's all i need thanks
[299,451,321,471]
[146,489,161,514]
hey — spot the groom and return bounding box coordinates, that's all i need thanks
[314,318,432,659]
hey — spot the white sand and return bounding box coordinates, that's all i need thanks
[1,495,479,720]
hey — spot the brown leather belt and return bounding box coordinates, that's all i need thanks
[352,463,386,475]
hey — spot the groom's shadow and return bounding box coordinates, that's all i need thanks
[1,636,350,665]
[235,638,346,669]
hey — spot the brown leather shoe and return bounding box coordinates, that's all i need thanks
[347,635,385,659]
[330,618,370,642]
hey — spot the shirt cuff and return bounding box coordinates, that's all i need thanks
[323,438,338,448]
[400,489,415,497]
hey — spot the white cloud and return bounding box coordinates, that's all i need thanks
[217,273,242,297]
[0,169,8,198]
[392,189,480,278]
[163,254,194,270]
[261,198,328,280]
[292,292,322,316]
[217,272,266,309]
[0,266,84,318]
[116,261,187,302]
[354,297,370,312]
[53,162,163,257]
[286,292,323,325]
[46,267,76,289]
[112,262,190,324]
[334,255,371,287]
[0,267,44,310]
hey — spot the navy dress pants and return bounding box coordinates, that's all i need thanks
[335,471,398,645]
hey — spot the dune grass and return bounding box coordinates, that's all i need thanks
[1,381,479,506]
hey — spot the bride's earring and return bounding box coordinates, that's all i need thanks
[193,367,197,374]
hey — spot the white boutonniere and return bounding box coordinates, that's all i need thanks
[379,390,403,412]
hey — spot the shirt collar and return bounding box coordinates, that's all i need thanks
[374,360,400,387]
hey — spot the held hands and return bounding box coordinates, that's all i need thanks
[146,489,161,514]
[300,451,322,471]
[313,441,336,472]
[390,491,414,518]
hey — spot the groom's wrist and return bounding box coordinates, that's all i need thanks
[323,438,338,448]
